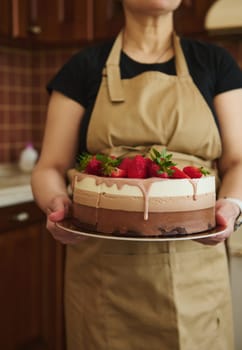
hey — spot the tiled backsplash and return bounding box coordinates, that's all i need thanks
[0,46,77,163]
[0,37,241,163]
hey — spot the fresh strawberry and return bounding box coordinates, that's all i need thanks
[110,167,127,178]
[148,161,169,178]
[76,149,210,180]
[95,154,123,177]
[169,166,189,179]
[76,153,102,175]
[85,157,103,175]
[127,155,149,178]
[183,166,210,178]
[119,157,132,171]
[149,148,176,177]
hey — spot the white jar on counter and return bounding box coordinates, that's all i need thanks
[18,143,38,173]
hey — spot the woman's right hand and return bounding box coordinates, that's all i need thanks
[46,195,85,244]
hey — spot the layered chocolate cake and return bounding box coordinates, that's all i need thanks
[70,149,216,237]
[71,174,216,236]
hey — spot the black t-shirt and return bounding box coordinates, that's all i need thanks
[47,36,242,152]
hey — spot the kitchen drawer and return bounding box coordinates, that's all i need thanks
[0,202,44,233]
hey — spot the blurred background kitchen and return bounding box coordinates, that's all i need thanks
[0,1,242,349]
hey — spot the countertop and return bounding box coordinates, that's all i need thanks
[0,163,33,208]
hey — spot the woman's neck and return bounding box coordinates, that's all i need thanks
[122,15,174,64]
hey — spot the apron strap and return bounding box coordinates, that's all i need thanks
[106,64,125,102]
[173,34,190,78]
[105,31,125,102]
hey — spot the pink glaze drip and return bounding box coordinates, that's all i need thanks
[188,179,198,200]
[75,173,200,221]
[94,175,155,220]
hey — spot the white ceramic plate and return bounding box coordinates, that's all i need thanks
[56,219,227,242]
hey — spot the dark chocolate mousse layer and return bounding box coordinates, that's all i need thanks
[71,203,215,236]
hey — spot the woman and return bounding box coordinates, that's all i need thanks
[31,0,242,349]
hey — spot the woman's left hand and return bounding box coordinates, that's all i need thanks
[195,198,240,245]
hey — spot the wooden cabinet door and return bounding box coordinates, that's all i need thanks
[3,0,123,44]
[0,0,12,37]
[0,203,66,350]
[174,0,216,35]
[93,0,124,41]
[11,0,93,43]
[41,226,66,350]
[1,0,217,44]
[0,206,44,349]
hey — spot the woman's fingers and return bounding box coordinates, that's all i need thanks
[46,195,86,244]
[195,198,239,246]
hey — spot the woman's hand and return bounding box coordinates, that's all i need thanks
[46,195,85,244]
[196,198,240,245]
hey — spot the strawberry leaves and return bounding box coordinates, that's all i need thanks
[76,152,94,172]
[149,148,176,177]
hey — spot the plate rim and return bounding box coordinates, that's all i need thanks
[55,219,227,242]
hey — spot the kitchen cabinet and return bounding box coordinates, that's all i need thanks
[0,0,220,44]
[0,0,11,38]
[0,202,66,350]
[0,0,93,44]
[174,0,216,35]
[93,0,124,41]
[12,0,93,43]
[0,0,122,45]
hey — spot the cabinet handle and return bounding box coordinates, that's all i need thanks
[28,25,42,35]
[12,212,30,222]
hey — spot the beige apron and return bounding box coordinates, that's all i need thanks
[65,32,234,350]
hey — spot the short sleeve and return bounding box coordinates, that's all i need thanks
[214,46,242,95]
[47,50,88,107]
